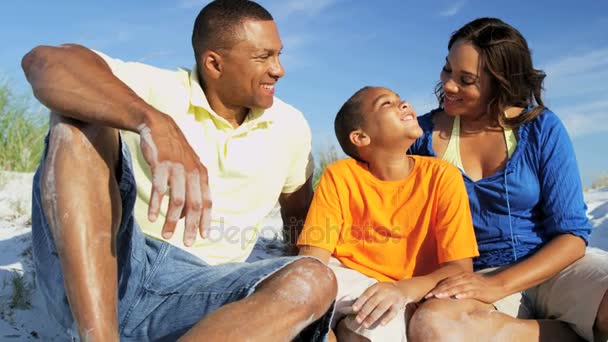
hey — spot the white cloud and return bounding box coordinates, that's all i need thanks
[541,47,608,137]
[543,48,608,78]
[555,100,608,138]
[271,0,338,19]
[439,0,466,17]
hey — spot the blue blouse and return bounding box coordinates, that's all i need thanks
[408,108,592,270]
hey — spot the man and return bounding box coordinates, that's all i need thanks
[22,1,336,341]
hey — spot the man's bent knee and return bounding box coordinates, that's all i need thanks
[42,113,121,201]
[41,113,122,244]
[259,258,337,317]
[47,112,120,168]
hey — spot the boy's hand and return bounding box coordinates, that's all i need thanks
[351,282,410,329]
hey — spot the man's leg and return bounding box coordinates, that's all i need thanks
[39,113,122,340]
[179,257,337,341]
[408,298,581,342]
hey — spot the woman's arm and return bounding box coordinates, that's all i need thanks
[489,234,585,295]
[427,234,584,303]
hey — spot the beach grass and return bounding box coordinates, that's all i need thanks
[0,81,47,173]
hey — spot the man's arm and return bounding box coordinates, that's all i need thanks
[22,44,150,132]
[279,177,313,254]
[22,43,211,244]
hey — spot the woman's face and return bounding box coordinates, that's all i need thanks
[440,39,492,118]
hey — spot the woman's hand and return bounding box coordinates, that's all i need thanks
[425,271,507,304]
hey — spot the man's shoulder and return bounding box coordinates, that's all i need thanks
[94,49,184,75]
[265,97,311,142]
[267,97,306,121]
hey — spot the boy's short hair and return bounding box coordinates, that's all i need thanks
[334,86,372,163]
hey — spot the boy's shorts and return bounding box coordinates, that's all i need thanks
[31,134,333,341]
[481,248,608,341]
[329,258,408,342]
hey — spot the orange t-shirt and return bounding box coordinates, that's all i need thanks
[298,156,478,282]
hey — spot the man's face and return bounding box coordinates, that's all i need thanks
[358,87,422,146]
[218,19,284,111]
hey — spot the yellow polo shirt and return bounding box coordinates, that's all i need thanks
[97,51,313,264]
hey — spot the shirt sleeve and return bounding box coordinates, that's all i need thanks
[537,112,592,242]
[296,168,341,252]
[281,111,314,193]
[433,164,480,263]
[93,49,180,104]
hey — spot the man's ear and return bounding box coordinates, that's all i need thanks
[349,129,370,148]
[201,50,223,80]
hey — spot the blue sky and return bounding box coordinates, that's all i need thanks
[2,0,607,185]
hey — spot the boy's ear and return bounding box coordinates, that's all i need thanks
[349,129,370,148]
[201,50,223,80]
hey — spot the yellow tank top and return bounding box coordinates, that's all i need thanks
[442,116,517,171]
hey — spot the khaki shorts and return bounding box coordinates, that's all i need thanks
[329,258,408,342]
[480,248,608,341]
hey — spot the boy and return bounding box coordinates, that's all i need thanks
[297,86,479,341]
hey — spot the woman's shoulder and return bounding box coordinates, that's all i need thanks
[528,107,561,125]
[417,108,443,131]
[522,107,569,140]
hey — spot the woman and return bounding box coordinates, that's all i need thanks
[407,17,608,341]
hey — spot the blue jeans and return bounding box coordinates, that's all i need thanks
[31,135,333,341]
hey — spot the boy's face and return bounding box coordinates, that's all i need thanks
[358,87,422,146]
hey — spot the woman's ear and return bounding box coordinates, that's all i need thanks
[349,129,370,148]
[200,50,223,80]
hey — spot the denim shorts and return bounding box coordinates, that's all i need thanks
[31,134,333,341]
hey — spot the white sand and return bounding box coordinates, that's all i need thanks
[1,171,607,340]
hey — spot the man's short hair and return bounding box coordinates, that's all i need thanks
[334,87,372,163]
[192,0,273,65]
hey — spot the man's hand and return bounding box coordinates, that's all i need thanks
[351,282,411,329]
[138,113,212,246]
[425,271,506,304]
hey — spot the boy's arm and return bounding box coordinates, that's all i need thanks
[298,245,332,264]
[396,258,472,299]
